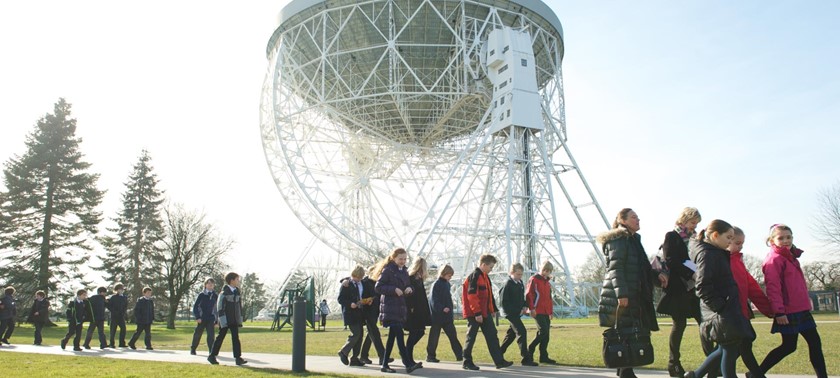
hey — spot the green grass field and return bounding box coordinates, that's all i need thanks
[2,314,837,376]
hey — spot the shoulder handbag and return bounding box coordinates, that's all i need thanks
[602,306,655,368]
[602,241,655,368]
[602,307,631,368]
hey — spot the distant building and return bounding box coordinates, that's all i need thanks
[809,290,839,312]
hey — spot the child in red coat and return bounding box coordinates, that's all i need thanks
[729,227,773,377]
[525,261,556,364]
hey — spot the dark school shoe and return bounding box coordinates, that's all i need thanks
[60,339,68,350]
[522,359,539,366]
[496,360,514,369]
[426,357,440,363]
[338,351,350,365]
[539,357,557,364]
[73,347,83,351]
[190,348,197,355]
[463,361,480,371]
[360,357,373,365]
[128,343,137,350]
[349,358,365,367]
[406,363,422,374]
[207,355,219,365]
[380,367,396,373]
[235,358,248,366]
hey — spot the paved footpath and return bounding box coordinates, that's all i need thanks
[0,344,831,378]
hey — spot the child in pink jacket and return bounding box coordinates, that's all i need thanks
[755,224,826,378]
[729,227,772,378]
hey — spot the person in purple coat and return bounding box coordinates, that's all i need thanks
[374,248,420,374]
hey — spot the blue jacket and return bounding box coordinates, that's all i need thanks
[338,279,364,326]
[86,294,107,322]
[133,297,154,325]
[66,299,88,325]
[192,290,218,322]
[106,294,128,319]
[0,295,16,320]
[429,278,454,325]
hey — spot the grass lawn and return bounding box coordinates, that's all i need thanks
[3,313,837,376]
[0,352,353,378]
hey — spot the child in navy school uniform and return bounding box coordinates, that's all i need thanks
[107,283,128,348]
[208,272,247,366]
[84,286,108,349]
[128,287,154,350]
[0,286,18,345]
[191,278,218,355]
[61,289,89,351]
[337,266,367,367]
[27,290,50,345]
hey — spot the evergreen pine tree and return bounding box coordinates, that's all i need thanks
[0,98,104,298]
[240,272,267,322]
[98,150,165,300]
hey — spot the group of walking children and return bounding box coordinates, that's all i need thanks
[598,207,827,378]
[336,248,562,373]
[0,271,250,368]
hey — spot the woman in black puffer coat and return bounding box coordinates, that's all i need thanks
[598,208,669,378]
[375,248,420,373]
[685,220,754,378]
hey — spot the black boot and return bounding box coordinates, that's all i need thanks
[669,362,686,377]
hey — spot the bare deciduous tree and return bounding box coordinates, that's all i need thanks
[159,204,232,329]
[813,182,840,253]
[574,250,606,285]
[741,253,765,286]
[803,261,840,291]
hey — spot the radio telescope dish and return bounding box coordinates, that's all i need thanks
[261,0,610,314]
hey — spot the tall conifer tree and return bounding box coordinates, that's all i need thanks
[99,150,165,299]
[0,98,104,297]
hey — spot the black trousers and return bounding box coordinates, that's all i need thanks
[463,316,505,365]
[427,322,463,359]
[0,318,15,341]
[340,323,364,358]
[528,314,551,359]
[85,319,107,348]
[191,320,216,352]
[382,323,408,368]
[63,323,84,348]
[34,321,45,344]
[361,317,385,360]
[211,325,242,358]
[110,317,127,346]
[670,315,714,364]
[501,315,530,360]
[739,324,761,376]
[129,323,152,348]
[405,327,425,364]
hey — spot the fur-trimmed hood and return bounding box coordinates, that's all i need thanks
[596,226,632,245]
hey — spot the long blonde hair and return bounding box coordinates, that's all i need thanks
[409,257,428,280]
[371,248,408,280]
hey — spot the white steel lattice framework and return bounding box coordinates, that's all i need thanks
[261,0,610,315]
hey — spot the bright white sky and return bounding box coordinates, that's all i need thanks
[1,1,838,288]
